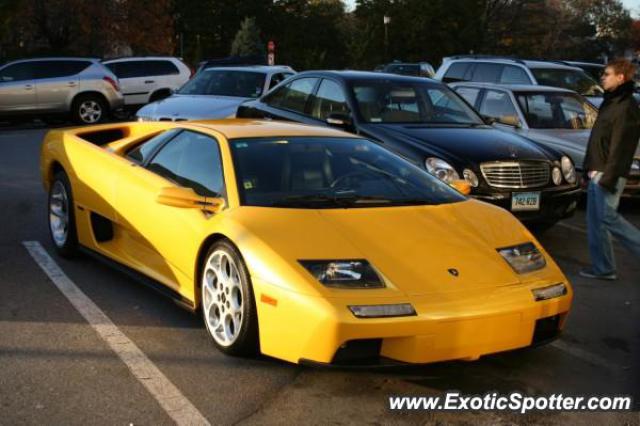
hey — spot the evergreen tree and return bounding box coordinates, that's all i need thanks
[230,17,265,57]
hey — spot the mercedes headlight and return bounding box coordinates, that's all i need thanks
[425,157,460,183]
[299,260,385,289]
[561,156,577,184]
[497,242,546,274]
[551,167,562,185]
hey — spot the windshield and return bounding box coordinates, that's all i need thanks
[530,68,604,97]
[177,69,266,98]
[229,137,466,208]
[351,80,484,125]
[516,92,598,130]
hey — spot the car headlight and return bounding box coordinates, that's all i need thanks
[561,156,577,184]
[425,157,460,183]
[463,168,479,187]
[551,167,562,185]
[299,259,385,289]
[497,242,546,274]
[532,283,567,301]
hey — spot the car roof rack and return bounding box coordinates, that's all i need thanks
[445,55,526,65]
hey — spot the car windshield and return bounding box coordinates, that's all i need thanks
[516,92,598,130]
[177,69,265,98]
[229,137,466,208]
[351,80,484,125]
[530,68,604,97]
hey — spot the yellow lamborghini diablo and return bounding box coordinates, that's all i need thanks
[41,119,572,365]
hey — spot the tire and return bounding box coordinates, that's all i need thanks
[200,239,259,356]
[71,94,107,125]
[48,170,79,257]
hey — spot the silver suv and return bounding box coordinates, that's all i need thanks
[435,55,604,107]
[0,57,124,124]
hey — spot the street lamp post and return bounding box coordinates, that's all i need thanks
[383,15,391,61]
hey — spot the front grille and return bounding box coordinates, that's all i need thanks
[480,161,550,189]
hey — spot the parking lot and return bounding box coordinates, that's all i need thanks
[0,124,639,425]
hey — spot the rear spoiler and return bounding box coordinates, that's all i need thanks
[57,122,174,147]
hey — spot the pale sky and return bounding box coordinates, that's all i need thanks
[345,0,640,16]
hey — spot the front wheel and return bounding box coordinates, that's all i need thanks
[48,171,78,257]
[72,94,107,124]
[201,240,259,356]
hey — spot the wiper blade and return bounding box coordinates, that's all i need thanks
[272,193,394,208]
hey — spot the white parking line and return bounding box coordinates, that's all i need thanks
[23,241,210,426]
[550,340,618,372]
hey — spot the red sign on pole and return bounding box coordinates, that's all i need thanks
[267,40,275,65]
[267,40,275,53]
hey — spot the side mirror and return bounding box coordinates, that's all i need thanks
[450,179,471,195]
[326,112,353,129]
[156,187,225,214]
[497,115,521,128]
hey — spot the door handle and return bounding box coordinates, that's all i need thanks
[67,82,77,87]
[24,84,33,90]
[144,80,155,84]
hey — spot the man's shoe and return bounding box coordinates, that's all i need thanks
[579,268,618,281]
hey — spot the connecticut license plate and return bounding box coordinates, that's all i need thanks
[511,192,541,211]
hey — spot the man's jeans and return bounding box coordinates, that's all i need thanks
[587,173,640,275]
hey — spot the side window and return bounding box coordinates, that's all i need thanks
[454,87,481,107]
[479,90,520,125]
[268,73,290,90]
[471,63,503,83]
[0,62,36,82]
[126,129,181,164]
[311,79,350,120]
[147,130,225,197]
[35,61,91,79]
[111,61,147,79]
[266,77,318,113]
[500,65,531,84]
[147,60,180,76]
[442,62,471,83]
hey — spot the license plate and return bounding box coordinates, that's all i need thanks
[511,192,541,211]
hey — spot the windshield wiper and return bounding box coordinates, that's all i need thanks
[271,193,394,208]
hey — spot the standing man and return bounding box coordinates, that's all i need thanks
[580,58,640,280]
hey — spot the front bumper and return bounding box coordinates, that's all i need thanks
[473,186,582,224]
[252,278,572,365]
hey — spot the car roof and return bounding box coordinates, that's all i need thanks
[564,61,604,68]
[292,70,438,83]
[444,57,582,71]
[202,65,293,73]
[103,56,182,63]
[187,119,356,140]
[450,82,575,93]
[8,57,99,63]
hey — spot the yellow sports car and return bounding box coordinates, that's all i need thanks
[41,120,572,365]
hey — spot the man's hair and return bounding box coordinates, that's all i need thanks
[606,58,637,82]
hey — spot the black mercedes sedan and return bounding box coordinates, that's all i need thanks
[236,71,581,227]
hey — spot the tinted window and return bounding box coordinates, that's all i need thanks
[471,63,503,83]
[500,65,531,84]
[178,70,266,98]
[0,62,36,82]
[147,60,180,76]
[268,72,293,90]
[454,87,481,107]
[479,90,520,126]
[352,80,483,124]
[516,92,597,129]
[530,68,604,96]
[229,137,465,208]
[442,62,470,83]
[311,79,349,120]
[266,77,318,113]
[147,130,224,197]
[35,60,92,79]
[126,129,181,164]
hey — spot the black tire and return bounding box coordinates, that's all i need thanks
[71,94,108,125]
[149,90,171,103]
[200,239,259,357]
[48,170,79,257]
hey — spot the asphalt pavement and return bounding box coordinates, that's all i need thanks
[0,124,638,425]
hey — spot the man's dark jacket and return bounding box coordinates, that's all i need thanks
[583,80,640,192]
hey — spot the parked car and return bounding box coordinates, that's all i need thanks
[237,71,582,227]
[41,120,572,365]
[434,55,605,107]
[0,57,123,124]
[102,56,192,110]
[375,61,435,78]
[561,61,604,82]
[136,66,295,121]
[451,82,640,197]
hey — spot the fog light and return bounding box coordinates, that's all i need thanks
[348,303,416,318]
[532,283,567,301]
